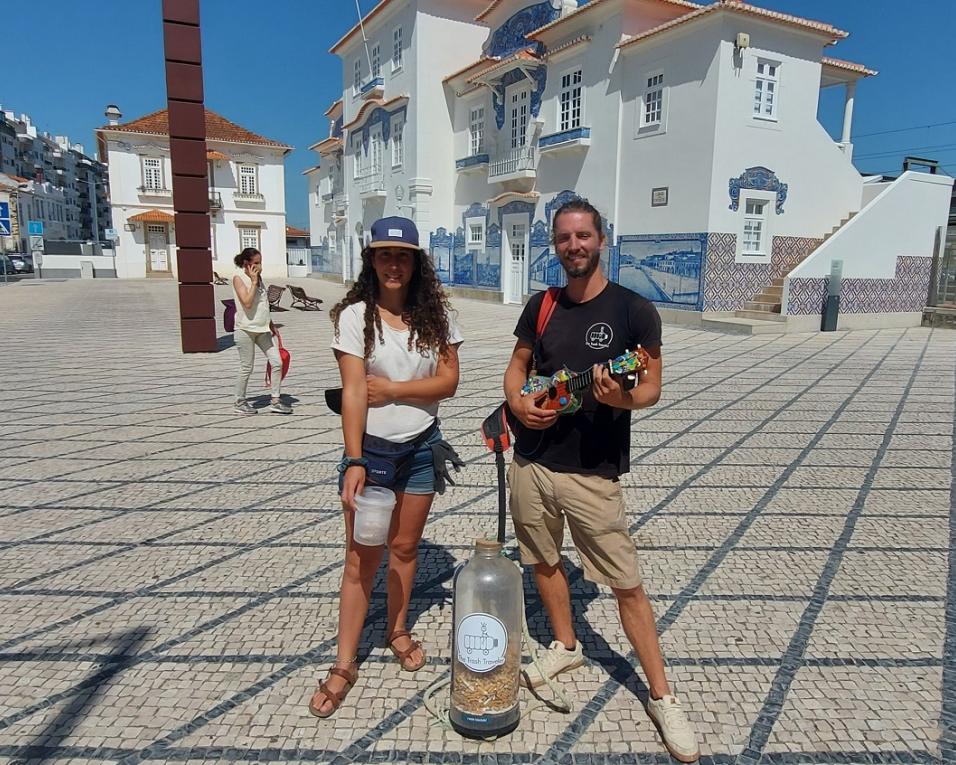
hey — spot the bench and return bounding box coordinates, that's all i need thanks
[287,284,324,311]
[266,284,286,310]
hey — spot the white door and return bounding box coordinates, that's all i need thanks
[147,224,169,272]
[508,85,530,149]
[503,217,528,305]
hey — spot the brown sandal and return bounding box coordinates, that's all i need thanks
[308,665,357,718]
[387,630,426,672]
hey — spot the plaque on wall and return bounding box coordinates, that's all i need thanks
[651,187,669,207]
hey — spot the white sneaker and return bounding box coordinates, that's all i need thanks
[647,694,699,763]
[522,639,584,689]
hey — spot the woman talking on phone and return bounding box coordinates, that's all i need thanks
[231,247,292,415]
[309,216,462,718]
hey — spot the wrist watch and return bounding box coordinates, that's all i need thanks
[337,456,369,473]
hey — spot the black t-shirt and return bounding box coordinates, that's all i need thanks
[512,282,662,478]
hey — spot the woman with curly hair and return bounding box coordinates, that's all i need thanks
[309,216,463,718]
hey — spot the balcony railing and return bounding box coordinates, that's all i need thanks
[456,153,489,172]
[137,185,172,197]
[356,171,386,198]
[360,77,385,98]
[233,190,265,202]
[488,145,537,181]
[209,191,223,210]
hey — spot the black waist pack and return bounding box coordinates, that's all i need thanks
[363,420,438,488]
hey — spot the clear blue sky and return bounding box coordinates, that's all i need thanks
[4,0,954,230]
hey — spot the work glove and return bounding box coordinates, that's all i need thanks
[431,440,465,495]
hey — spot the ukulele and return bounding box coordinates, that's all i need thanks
[520,347,650,414]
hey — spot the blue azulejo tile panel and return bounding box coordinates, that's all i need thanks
[430,218,502,291]
[787,256,932,315]
[528,247,566,292]
[429,227,453,284]
[618,233,705,309]
[476,262,501,288]
[453,252,476,285]
[702,234,820,312]
[539,127,591,148]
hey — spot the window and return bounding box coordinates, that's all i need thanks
[469,106,485,155]
[142,157,163,190]
[353,59,362,94]
[391,117,404,167]
[238,164,258,195]
[642,73,664,127]
[239,226,260,250]
[371,43,381,79]
[742,199,767,254]
[392,27,403,71]
[468,223,483,247]
[559,69,583,132]
[352,135,363,178]
[754,60,779,119]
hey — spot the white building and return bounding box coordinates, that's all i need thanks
[96,108,292,280]
[311,0,952,330]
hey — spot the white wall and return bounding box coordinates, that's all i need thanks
[787,171,953,280]
[617,19,722,235]
[413,0,488,233]
[707,18,864,243]
[105,133,288,279]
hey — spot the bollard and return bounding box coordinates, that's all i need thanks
[821,259,843,332]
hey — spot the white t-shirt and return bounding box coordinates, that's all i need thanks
[331,301,463,441]
[232,271,271,333]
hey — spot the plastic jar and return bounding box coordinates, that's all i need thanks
[352,486,396,545]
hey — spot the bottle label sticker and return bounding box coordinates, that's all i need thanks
[456,612,508,673]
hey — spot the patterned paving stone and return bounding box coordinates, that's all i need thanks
[0,279,952,765]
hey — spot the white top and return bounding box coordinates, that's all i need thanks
[232,271,271,333]
[331,301,463,441]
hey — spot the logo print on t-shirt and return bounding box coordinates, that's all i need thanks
[586,323,613,349]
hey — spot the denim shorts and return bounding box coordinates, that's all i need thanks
[339,427,444,496]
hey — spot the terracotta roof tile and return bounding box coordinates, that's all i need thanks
[342,95,409,132]
[618,0,847,51]
[822,56,878,77]
[99,108,292,150]
[286,225,309,237]
[128,209,175,223]
[528,0,701,40]
[206,149,231,161]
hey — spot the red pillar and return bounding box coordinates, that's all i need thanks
[163,0,216,352]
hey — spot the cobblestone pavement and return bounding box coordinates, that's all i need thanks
[0,278,953,765]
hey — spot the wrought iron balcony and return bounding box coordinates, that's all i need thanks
[209,191,223,210]
[488,145,537,182]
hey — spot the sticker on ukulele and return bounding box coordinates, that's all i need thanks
[520,346,651,414]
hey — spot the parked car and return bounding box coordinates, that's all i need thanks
[8,254,33,273]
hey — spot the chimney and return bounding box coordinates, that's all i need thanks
[104,104,122,126]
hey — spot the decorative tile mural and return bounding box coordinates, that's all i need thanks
[618,233,705,309]
[728,166,788,214]
[786,256,932,315]
[702,235,820,312]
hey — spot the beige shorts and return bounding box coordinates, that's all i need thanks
[507,456,642,590]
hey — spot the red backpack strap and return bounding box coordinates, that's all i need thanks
[535,287,561,339]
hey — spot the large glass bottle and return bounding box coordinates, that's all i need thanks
[449,539,523,738]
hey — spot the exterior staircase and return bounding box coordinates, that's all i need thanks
[734,212,857,322]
